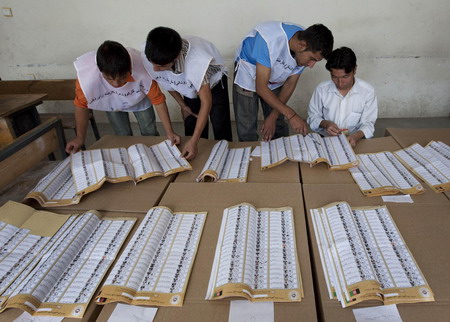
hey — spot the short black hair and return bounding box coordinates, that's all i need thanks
[325,47,357,73]
[145,27,182,65]
[299,24,334,60]
[96,40,131,78]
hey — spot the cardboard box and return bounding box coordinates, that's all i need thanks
[303,183,449,205]
[303,184,450,321]
[385,128,450,148]
[97,183,317,322]
[300,136,402,184]
[0,209,147,322]
[174,138,301,183]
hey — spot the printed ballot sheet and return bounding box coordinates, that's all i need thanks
[0,202,135,318]
[349,151,424,196]
[206,203,303,302]
[394,141,450,193]
[25,157,79,207]
[261,133,358,170]
[197,140,251,182]
[72,141,191,194]
[25,140,192,207]
[311,202,434,308]
[96,207,206,307]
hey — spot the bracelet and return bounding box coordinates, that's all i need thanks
[287,113,297,120]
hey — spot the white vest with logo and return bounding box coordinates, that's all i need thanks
[234,21,305,91]
[142,36,226,99]
[74,48,152,112]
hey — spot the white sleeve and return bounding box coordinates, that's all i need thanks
[356,89,378,139]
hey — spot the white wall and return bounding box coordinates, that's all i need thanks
[1,0,449,121]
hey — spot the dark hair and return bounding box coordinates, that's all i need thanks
[325,47,357,73]
[299,24,334,60]
[145,27,182,65]
[96,41,131,78]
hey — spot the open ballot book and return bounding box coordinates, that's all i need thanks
[26,140,192,206]
[311,202,434,308]
[197,140,251,182]
[261,133,358,170]
[394,141,450,193]
[349,151,424,196]
[206,203,303,302]
[96,207,206,307]
[0,201,135,318]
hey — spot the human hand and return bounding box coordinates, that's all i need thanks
[321,120,341,136]
[167,132,181,145]
[65,137,84,154]
[288,114,308,135]
[180,105,198,120]
[347,132,363,147]
[260,113,277,141]
[180,139,198,160]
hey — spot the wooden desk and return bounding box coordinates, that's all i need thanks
[0,93,47,146]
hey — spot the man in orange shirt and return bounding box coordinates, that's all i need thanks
[66,40,180,153]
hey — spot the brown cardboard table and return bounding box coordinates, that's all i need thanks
[97,182,318,322]
[303,184,450,321]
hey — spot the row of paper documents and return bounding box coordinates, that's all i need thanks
[23,135,359,207]
[311,201,434,307]
[0,201,303,318]
[24,137,449,209]
[350,141,450,196]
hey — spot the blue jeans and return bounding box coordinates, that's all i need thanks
[106,107,159,136]
[233,85,288,141]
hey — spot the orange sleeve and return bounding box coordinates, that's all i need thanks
[73,79,88,108]
[146,80,166,105]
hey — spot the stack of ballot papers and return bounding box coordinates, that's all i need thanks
[206,203,304,302]
[25,140,191,206]
[96,207,206,307]
[0,201,135,318]
[349,151,424,196]
[261,133,358,170]
[311,201,434,308]
[394,141,450,193]
[196,140,251,182]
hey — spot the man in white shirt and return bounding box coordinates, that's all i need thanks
[307,47,378,146]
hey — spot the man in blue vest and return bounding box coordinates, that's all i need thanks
[234,21,334,141]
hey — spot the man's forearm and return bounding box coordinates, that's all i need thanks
[154,102,175,135]
[74,106,90,142]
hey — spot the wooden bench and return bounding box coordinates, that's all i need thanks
[0,117,66,189]
[0,79,100,140]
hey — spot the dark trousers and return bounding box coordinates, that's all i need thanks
[183,75,233,141]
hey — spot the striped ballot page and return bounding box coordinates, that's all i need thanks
[261,133,358,170]
[96,207,206,307]
[25,140,191,206]
[197,140,251,182]
[206,203,303,302]
[394,141,450,193]
[349,151,424,196]
[311,202,434,308]
[0,202,135,318]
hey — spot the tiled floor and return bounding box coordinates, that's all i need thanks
[69,117,450,149]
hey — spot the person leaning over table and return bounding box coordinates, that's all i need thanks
[233,21,334,142]
[307,46,378,146]
[65,40,180,154]
[143,26,233,160]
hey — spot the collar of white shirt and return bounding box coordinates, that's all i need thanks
[327,77,361,97]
